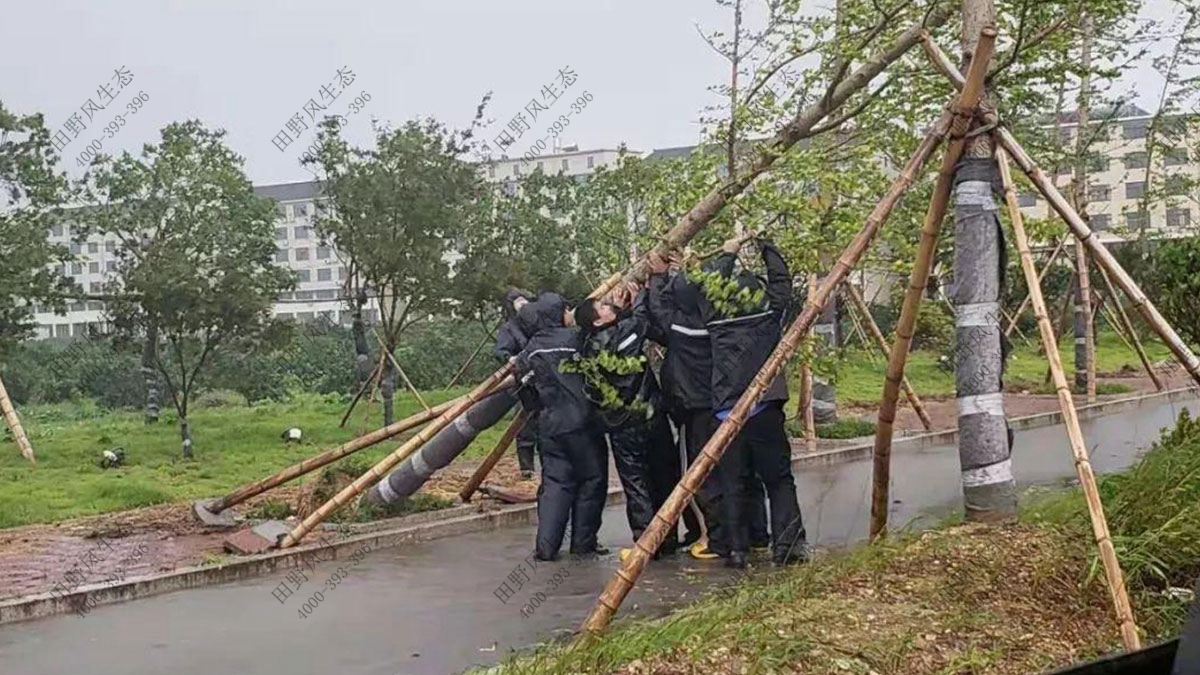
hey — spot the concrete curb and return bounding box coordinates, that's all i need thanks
[2,387,1193,625]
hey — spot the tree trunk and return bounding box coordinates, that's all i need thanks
[180,412,193,459]
[1072,9,1096,402]
[142,323,160,425]
[954,1,1016,521]
[380,349,397,427]
[351,291,372,394]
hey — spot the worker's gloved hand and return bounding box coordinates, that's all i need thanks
[722,236,743,255]
[647,251,669,275]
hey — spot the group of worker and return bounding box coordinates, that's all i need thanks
[494,235,808,569]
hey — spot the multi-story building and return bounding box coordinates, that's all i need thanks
[1017,105,1198,242]
[30,147,626,339]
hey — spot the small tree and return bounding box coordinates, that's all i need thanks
[309,118,482,425]
[0,101,75,353]
[86,121,292,458]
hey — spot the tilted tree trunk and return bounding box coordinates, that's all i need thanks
[351,290,372,394]
[953,0,1016,520]
[380,351,397,426]
[179,407,193,459]
[142,323,160,424]
[1072,9,1096,402]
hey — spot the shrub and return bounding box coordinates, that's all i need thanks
[193,389,249,409]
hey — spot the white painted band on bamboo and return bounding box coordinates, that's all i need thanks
[957,392,1005,416]
[962,458,1014,487]
[454,414,476,437]
[956,181,997,209]
[377,472,400,503]
[956,302,1000,327]
[412,449,434,478]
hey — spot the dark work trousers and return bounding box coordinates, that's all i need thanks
[679,410,769,555]
[716,403,806,561]
[516,412,539,474]
[608,413,680,552]
[534,428,608,560]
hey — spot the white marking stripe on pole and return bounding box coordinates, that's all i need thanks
[377,473,400,503]
[957,180,997,209]
[617,332,639,351]
[962,458,1014,487]
[956,302,1000,327]
[957,392,1005,417]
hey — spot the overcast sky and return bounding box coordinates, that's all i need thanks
[2,0,1183,186]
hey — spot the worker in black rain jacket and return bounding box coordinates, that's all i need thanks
[699,236,808,569]
[572,274,679,561]
[514,292,609,561]
[494,287,540,479]
[646,246,769,561]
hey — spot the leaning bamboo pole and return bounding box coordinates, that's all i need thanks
[924,37,1200,389]
[581,62,981,632]
[1096,262,1164,391]
[997,148,1141,651]
[1076,240,1097,402]
[458,410,530,503]
[339,352,387,428]
[445,323,499,389]
[801,273,818,452]
[866,27,995,541]
[0,375,35,464]
[280,361,517,548]
[374,331,431,412]
[844,294,877,360]
[205,395,474,514]
[843,282,934,432]
[1005,238,1066,338]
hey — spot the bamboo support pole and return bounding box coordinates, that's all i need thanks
[1076,240,1097,402]
[924,36,1200,389]
[1005,238,1066,338]
[0,375,35,464]
[801,273,817,452]
[458,410,530,503]
[866,27,995,542]
[374,332,431,413]
[843,289,877,360]
[843,282,934,432]
[445,326,496,389]
[581,72,972,633]
[1002,306,1032,345]
[280,361,517,548]
[1096,262,1164,391]
[1093,288,1135,353]
[208,396,468,513]
[339,352,386,428]
[997,148,1141,651]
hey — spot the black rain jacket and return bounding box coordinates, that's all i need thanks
[578,289,663,429]
[514,293,592,438]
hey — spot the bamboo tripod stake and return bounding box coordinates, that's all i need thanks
[0,375,35,464]
[581,41,991,630]
[459,410,529,502]
[842,282,934,432]
[866,27,995,541]
[801,273,817,452]
[1004,238,1066,338]
[1095,262,1164,391]
[997,148,1141,650]
[923,36,1200,391]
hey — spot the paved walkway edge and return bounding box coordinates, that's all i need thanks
[2,387,1193,625]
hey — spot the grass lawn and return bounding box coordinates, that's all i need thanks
[0,389,510,529]
[830,330,1172,405]
[0,330,1176,530]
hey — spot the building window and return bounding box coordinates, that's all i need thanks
[276,227,288,240]
[295,202,309,218]
[536,161,544,172]
[71,263,83,275]
[277,292,293,301]
[294,226,310,239]
[276,312,294,320]
[1123,119,1149,139]
[1087,155,1110,173]
[87,262,99,274]
[339,267,349,280]
[296,269,311,282]
[277,204,288,219]
[587,156,595,168]
[105,240,116,252]
[50,224,64,237]
[69,242,81,255]
[1125,210,1150,231]
[295,247,310,261]
[70,301,85,312]
[1018,192,1037,207]
[1088,184,1111,202]
[106,261,117,272]
[561,159,569,172]
[512,164,520,177]
[487,165,495,178]
[275,249,289,263]
[1166,175,1189,196]
[88,301,104,311]
[294,290,314,300]
[317,268,332,282]
[88,242,99,254]
[55,324,70,338]
[1165,148,1189,166]
[316,289,337,300]
[1125,181,1146,200]
[1124,152,1147,170]
[1167,207,1192,229]
[317,246,331,260]
[296,312,315,322]
[1091,213,1111,230]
